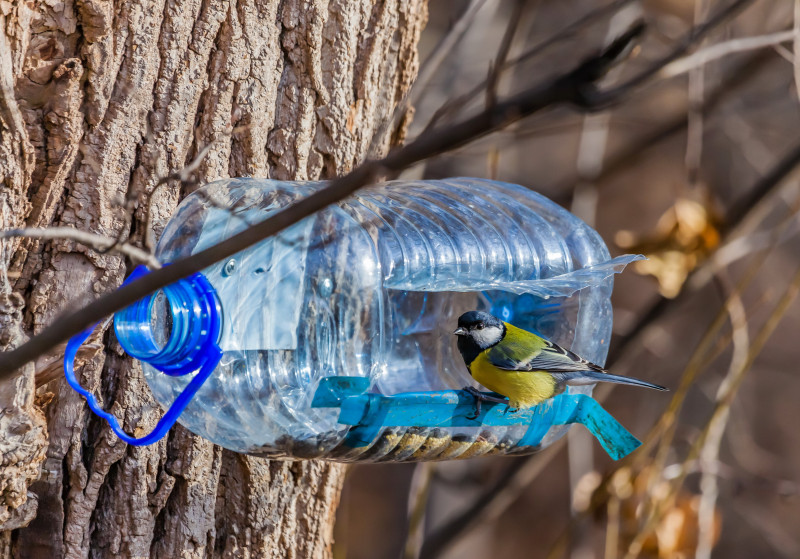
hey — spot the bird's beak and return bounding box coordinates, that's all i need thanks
[453,327,467,336]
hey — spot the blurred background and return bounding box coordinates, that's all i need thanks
[333,0,800,558]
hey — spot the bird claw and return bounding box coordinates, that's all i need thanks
[462,386,508,419]
[463,386,483,419]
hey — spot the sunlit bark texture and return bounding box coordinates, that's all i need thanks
[0,0,426,556]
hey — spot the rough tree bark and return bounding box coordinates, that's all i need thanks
[0,0,427,557]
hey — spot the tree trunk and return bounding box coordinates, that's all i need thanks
[0,0,426,556]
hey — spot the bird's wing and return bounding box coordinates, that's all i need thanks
[487,333,604,373]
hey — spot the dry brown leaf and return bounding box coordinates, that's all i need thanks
[616,197,721,298]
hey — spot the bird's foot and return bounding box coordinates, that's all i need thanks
[462,386,508,419]
[464,386,482,419]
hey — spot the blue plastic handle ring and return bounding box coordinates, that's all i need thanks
[62,265,223,445]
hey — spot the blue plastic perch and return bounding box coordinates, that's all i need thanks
[311,377,642,460]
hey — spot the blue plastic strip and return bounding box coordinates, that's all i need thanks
[62,266,223,446]
[311,376,641,460]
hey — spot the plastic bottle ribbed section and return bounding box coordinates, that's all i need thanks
[143,177,621,461]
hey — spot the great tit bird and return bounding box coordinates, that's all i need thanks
[454,310,666,413]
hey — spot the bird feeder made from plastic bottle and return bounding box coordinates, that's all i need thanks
[64,178,644,462]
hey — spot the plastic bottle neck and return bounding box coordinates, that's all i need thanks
[113,266,222,375]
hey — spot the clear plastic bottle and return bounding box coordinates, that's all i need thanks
[111,177,641,461]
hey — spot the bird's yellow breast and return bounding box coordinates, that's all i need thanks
[470,351,557,409]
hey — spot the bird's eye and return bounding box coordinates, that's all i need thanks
[476,323,485,330]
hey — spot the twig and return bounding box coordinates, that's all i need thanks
[418,0,486,94]
[647,217,789,474]
[143,140,217,250]
[582,0,756,108]
[94,213,134,258]
[0,24,646,376]
[588,197,800,559]
[699,211,800,280]
[795,0,800,105]
[485,0,526,109]
[404,463,433,559]
[696,273,749,559]
[568,9,643,556]
[732,501,800,558]
[424,0,639,131]
[609,134,800,365]
[418,438,567,559]
[604,494,621,559]
[624,264,800,559]
[684,0,710,189]
[557,49,777,205]
[713,267,800,443]
[722,113,782,177]
[723,136,800,234]
[422,7,770,553]
[0,227,162,269]
[143,128,250,251]
[477,98,800,559]
[660,29,797,79]
[572,6,643,216]
[618,193,800,557]
[449,0,755,130]
[375,0,489,155]
[510,0,635,68]
[407,0,488,109]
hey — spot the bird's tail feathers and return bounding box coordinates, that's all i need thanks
[561,371,667,391]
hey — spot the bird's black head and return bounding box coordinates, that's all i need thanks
[454,311,506,365]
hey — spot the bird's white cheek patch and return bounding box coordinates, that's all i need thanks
[473,326,504,348]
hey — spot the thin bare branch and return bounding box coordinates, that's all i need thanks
[696,273,749,559]
[699,211,800,279]
[411,0,489,105]
[404,463,433,559]
[685,0,711,188]
[609,132,800,365]
[557,49,777,206]
[0,24,646,376]
[724,136,800,233]
[568,9,644,555]
[584,0,756,108]
[0,227,162,269]
[661,29,796,79]
[604,493,621,559]
[546,203,800,556]
[143,125,249,251]
[612,191,800,557]
[624,264,800,559]
[0,0,772,383]
[485,0,526,109]
[791,0,800,104]
[732,501,800,558]
[417,7,787,555]
[376,0,489,154]
[424,0,639,130]
[419,438,567,559]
